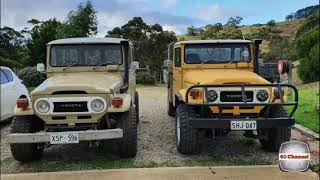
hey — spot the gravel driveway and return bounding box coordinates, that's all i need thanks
[1,86,319,173]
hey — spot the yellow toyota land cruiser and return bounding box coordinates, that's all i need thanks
[163,39,298,154]
[9,38,139,162]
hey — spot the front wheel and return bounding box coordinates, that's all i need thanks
[175,104,199,154]
[117,108,137,158]
[258,106,291,152]
[10,116,44,162]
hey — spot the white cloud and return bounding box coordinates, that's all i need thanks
[1,0,195,36]
[1,0,75,30]
[162,24,182,34]
[194,4,241,22]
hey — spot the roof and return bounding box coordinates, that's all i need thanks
[175,39,252,46]
[47,37,133,45]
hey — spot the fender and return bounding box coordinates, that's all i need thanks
[108,94,132,112]
[14,105,35,116]
[175,91,184,106]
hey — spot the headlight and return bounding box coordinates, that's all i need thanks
[207,90,218,102]
[91,99,104,112]
[36,100,50,113]
[256,90,269,102]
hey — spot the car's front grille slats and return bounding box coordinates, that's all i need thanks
[53,101,88,112]
[220,91,254,102]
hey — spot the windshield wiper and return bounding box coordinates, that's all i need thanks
[227,59,236,64]
[62,63,80,71]
[201,59,216,64]
[93,63,110,70]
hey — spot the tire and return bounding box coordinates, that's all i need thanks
[117,108,137,158]
[135,91,140,123]
[258,106,291,152]
[167,88,175,117]
[175,104,199,154]
[10,116,44,162]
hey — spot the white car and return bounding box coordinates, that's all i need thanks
[1,66,30,121]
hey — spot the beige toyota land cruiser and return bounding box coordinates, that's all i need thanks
[9,38,139,162]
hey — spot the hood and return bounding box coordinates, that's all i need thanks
[31,72,123,95]
[183,69,270,86]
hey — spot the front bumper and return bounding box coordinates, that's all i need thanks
[186,83,298,117]
[9,129,123,144]
[190,117,295,129]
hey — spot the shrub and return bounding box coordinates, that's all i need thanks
[136,71,155,85]
[295,26,319,58]
[297,43,320,83]
[266,20,276,27]
[18,67,46,87]
[295,22,319,83]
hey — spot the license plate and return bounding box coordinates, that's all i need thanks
[230,121,257,130]
[50,133,79,144]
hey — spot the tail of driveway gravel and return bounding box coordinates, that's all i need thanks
[1,166,318,180]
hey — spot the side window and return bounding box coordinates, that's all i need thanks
[0,70,9,84]
[2,69,13,82]
[174,48,181,67]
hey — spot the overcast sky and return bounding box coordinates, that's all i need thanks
[1,0,318,36]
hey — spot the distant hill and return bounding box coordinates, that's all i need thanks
[241,19,305,53]
[178,19,305,54]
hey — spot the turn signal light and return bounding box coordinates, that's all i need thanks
[16,98,29,109]
[112,97,123,107]
[189,89,200,99]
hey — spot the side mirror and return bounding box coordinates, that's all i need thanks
[36,63,45,72]
[163,59,170,68]
[131,61,139,70]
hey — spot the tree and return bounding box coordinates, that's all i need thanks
[296,11,320,37]
[291,5,320,20]
[27,18,62,65]
[285,14,294,21]
[296,21,319,83]
[60,1,98,38]
[216,27,243,39]
[261,35,296,61]
[246,26,273,40]
[187,26,197,36]
[201,23,223,39]
[106,17,177,81]
[298,43,319,83]
[225,16,243,28]
[0,26,27,68]
[267,20,276,27]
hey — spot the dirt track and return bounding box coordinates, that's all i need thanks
[1,86,319,173]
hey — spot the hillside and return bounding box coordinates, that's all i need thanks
[178,19,305,54]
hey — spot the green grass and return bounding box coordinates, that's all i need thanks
[290,86,319,133]
[1,157,15,164]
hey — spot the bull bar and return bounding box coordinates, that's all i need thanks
[185,83,298,129]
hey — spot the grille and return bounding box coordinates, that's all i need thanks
[220,91,253,102]
[53,102,88,112]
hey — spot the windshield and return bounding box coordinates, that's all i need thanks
[185,43,251,64]
[50,44,122,67]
